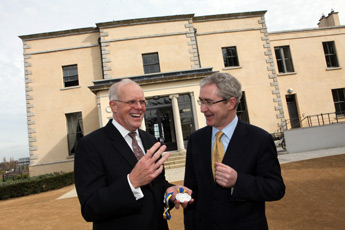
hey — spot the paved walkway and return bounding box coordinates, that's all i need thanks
[58,146,345,200]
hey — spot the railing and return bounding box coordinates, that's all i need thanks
[281,112,344,131]
[272,112,345,150]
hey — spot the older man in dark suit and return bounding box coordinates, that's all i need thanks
[184,72,285,230]
[75,79,192,230]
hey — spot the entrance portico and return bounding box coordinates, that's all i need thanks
[89,68,214,153]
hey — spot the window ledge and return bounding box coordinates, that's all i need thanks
[60,86,81,91]
[222,66,242,70]
[277,72,297,76]
[326,67,342,71]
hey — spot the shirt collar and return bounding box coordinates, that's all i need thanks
[112,119,139,138]
[212,116,238,139]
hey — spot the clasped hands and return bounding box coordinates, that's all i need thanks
[129,142,194,208]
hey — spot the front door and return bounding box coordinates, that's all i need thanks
[286,94,300,128]
[145,106,177,151]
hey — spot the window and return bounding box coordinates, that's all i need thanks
[142,53,160,74]
[66,112,84,155]
[62,65,79,87]
[323,41,339,68]
[236,92,249,123]
[222,46,239,67]
[177,94,196,148]
[274,46,294,73]
[332,88,345,116]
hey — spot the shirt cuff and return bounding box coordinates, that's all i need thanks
[127,174,144,200]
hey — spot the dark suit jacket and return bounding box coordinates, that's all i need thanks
[184,120,285,230]
[74,120,172,230]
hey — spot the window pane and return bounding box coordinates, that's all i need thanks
[323,42,339,67]
[142,53,160,74]
[274,46,294,73]
[332,88,345,116]
[62,65,79,87]
[66,112,84,155]
[222,46,239,67]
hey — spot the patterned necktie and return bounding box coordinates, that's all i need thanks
[128,132,145,160]
[212,131,225,179]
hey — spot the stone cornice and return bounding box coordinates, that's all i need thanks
[19,27,99,41]
[96,14,195,29]
[89,68,215,94]
[193,11,267,22]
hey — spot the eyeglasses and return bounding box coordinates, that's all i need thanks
[113,100,147,107]
[197,98,229,107]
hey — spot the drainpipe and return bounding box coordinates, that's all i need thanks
[194,28,202,68]
[98,37,105,79]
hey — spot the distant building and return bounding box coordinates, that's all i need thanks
[19,10,345,177]
[18,157,30,166]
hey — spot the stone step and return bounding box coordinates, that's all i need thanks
[164,162,185,169]
[165,159,186,166]
[163,151,186,169]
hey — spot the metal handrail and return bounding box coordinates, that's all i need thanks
[272,112,345,150]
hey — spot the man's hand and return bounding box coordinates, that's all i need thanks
[166,185,194,209]
[129,142,170,188]
[215,162,238,188]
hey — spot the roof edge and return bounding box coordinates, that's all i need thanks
[19,27,99,41]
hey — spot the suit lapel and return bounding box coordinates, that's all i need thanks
[222,120,248,166]
[103,120,138,168]
[198,127,214,184]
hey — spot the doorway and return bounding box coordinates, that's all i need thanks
[286,94,300,128]
[145,97,177,151]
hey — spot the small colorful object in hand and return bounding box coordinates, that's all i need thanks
[163,187,192,220]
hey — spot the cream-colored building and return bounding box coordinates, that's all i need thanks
[20,10,345,176]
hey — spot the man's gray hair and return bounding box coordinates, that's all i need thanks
[108,79,139,101]
[200,72,242,108]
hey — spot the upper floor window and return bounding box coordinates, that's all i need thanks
[332,88,345,116]
[274,46,294,73]
[62,64,79,87]
[142,53,160,74]
[66,112,84,155]
[323,41,339,68]
[222,46,239,67]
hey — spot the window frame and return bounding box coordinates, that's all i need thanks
[222,46,240,68]
[65,112,84,156]
[332,88,345,116]
[142,52,160,74]
[274,46,295,74]
[323,41,339,68]
[62,64,79,88]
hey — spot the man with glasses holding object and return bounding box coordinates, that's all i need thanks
[75,79,193,230]
[184,73,285,230]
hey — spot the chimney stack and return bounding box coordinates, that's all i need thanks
[318,9,340,28]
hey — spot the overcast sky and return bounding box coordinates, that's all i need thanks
[0,0,344,161]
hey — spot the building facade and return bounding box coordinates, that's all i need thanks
[20,10,345,176]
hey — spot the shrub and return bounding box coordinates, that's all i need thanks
[0,172,74,200]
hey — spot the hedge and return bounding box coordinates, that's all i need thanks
[0,172,74,200]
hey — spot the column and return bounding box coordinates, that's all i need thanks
[169,94,185,152]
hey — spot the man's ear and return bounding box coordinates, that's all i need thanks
[228,97,237,110]
[109,100,117,113]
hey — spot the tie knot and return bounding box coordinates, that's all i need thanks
[216,131,224,140]
[128,132,137,139]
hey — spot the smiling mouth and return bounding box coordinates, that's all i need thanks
[130,113,141,118]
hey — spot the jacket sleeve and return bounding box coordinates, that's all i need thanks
[232,132,285,202]
[183,135,197,230]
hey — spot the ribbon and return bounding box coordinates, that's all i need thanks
[163,187,187,220]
